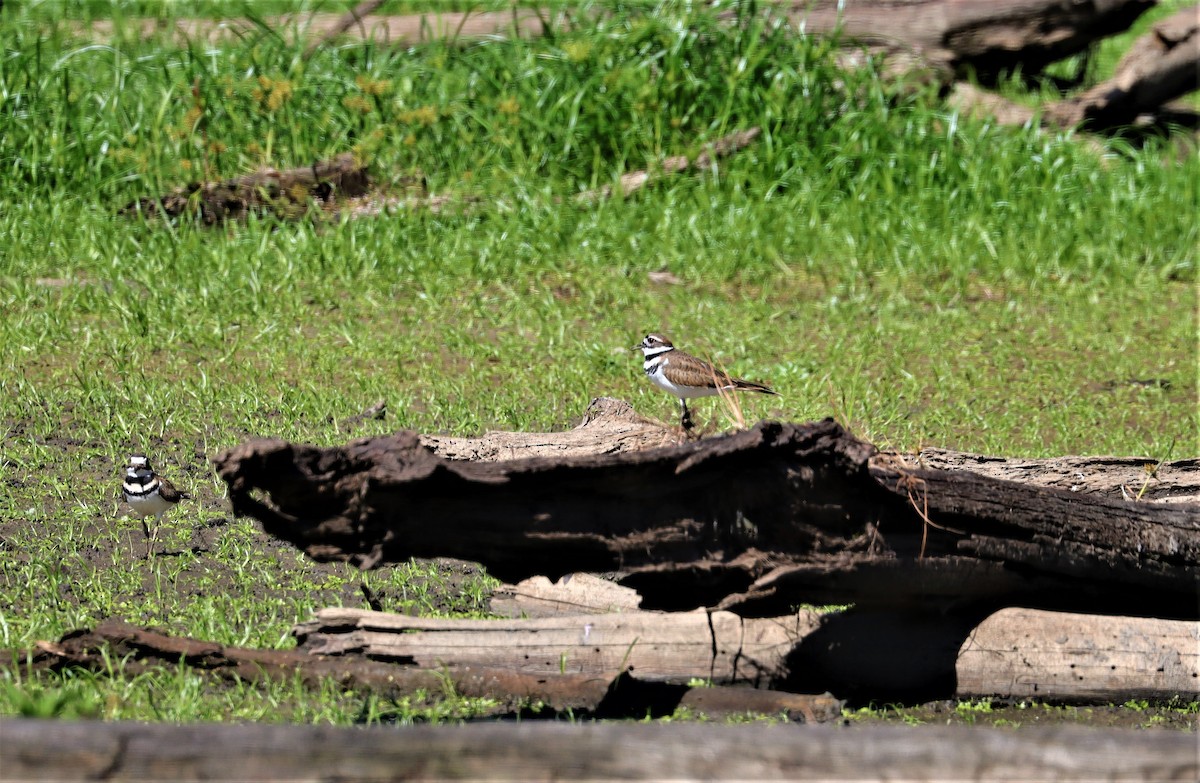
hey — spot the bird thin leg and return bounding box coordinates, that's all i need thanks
[146,513,161,559]
[679,398,694,431]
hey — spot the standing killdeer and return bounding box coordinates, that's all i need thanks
[635,333,778,430]
[122,453,188,556]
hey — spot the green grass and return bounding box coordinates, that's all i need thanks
[0,1,1196,725]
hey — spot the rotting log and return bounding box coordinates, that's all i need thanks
[3,719,1196,782]
[293,607,814,686]
[119,153,380,224]
[420,397,681,461]
[20,619,840,722]
[85,2,1156,81]
[777,0,1158,78]
[489,572,644,617]
[1046,4,1200,129]
[954,607,1200,702]
[293,607,1199,705]
[213,404,1200,618]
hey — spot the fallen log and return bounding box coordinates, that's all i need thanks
[21,619,840,722]
[294,607,1198,704]
[1046,5,1200,129]
[779,0,1157,78]
[213,408,1200,618]
[3,719,1195,782]
[119,153,374,224]
[294,607,814,686]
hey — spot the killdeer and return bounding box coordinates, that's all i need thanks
[122,453,188,556]
[635,333,778,430]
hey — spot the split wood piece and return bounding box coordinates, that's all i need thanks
[21,619,838,723]
[294,607,814,686]
[489,573,643,618]
[6,719,1196,782]
[213,415,1200,617]
[119,153,375,224]
[420,397,681,462]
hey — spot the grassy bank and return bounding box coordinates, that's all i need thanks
[0,1,1195,724]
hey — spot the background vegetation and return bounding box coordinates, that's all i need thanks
[1,0,1195,724]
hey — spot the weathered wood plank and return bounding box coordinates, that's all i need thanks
[3,719,1195,782]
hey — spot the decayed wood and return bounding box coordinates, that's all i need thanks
[421,397,680,461]
[914,448,1199,504]
[956,608,1200,701]
[4,719,1196,782]
[295,606,1200,704]
[213,412,1200,617]
[294,607,814,686]
[778,0,1157,77]
[489,573,644,618]
[23,618,840,722]
[1046,5,1200,129]
[120,153,372,224]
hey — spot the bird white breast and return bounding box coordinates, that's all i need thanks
[644,358,723,399]
[124,484,173,517]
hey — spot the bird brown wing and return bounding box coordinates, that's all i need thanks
[156,477,189,503]
[662,354,732,389]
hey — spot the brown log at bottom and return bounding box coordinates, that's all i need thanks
[2,719,1195,782]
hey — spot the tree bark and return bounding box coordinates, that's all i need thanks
[213,410,1200,618]
[3,719,1195,782]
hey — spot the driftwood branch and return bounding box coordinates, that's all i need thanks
[3,718,1196,782]
[213,404,1200,618]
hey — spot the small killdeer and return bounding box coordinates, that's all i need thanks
[635,333,778,430]
[122,453,188,556]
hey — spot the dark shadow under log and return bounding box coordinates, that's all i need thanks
[213,413,1200,619]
